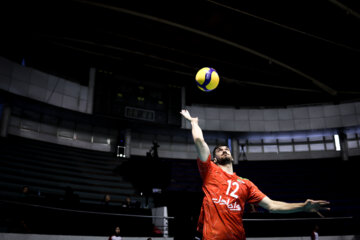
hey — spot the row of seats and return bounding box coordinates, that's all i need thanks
[1,133,359,237]
[2,133,358,216]
[0,135,140,206]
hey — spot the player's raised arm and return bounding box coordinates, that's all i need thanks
[180,109,210,162]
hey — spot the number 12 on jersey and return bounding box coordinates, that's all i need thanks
[226,180,239,199]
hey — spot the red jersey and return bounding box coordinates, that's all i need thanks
[197,155,266,240]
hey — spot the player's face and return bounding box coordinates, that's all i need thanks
[214,146,233,165]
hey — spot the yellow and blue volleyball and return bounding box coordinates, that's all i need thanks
[195,67,219,92]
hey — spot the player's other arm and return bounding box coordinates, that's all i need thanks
[258,196,330,214]
[180,109,210,162]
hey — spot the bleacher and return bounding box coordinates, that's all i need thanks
[0,134,138,205]
[0,134,160,237]
[1,134,359,237]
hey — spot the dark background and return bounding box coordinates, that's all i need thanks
[1,0,360,108]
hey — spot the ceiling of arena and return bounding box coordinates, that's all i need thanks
[2,0,360,108]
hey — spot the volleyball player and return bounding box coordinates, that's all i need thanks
[181,109,329,240]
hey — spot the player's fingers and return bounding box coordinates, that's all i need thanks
[180,110,188,116]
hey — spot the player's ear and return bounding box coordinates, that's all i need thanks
[213,157,217,163]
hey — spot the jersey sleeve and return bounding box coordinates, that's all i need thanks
[246,180,266,204]
[197,154,212,181]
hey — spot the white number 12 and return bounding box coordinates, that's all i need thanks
[226,180,239,199]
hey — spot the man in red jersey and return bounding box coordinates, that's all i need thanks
[180,109,330,240]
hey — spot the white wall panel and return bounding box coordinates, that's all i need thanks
[220,120,235,131]
[1,57,91,113]
[47,75,60,90]
[55,78,66,94]
[79,99,87,112]
[294,119,312,130]
[355,102,360,113]
[308,106,324,118]
[189,105,205,118]
[264,109,278,120]
[264,120,280,131]
[9,79,29,95]
[62,95,78,109]
[292,107,309,119]
[339,103,356,115]
[278,120,294,131]
[205,107,219,119]
[342,115,357,127]
[325,116,342,128]
[219,108,234,120]
[206,119,220,130]
[249,109,263,120]
[28,85,46,101]
[235,120,250,131]
[234,109,249,120]
[249,120,265,131]
[0,74,11,91]
[30,69,48,87]
[324,105,340,117]
[47,92,63,106]
[310,118,326,129]
[64,81,80,97]
[278,109,293,120]
[80,86,88,100]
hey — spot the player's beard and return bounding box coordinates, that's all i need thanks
[215,155,233,165]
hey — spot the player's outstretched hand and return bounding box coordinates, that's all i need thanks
[180,109,198,123]
[303,199,330,213]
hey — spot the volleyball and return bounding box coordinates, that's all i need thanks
[195,67,219,92]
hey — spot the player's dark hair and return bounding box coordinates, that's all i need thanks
[212,144,229,160]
